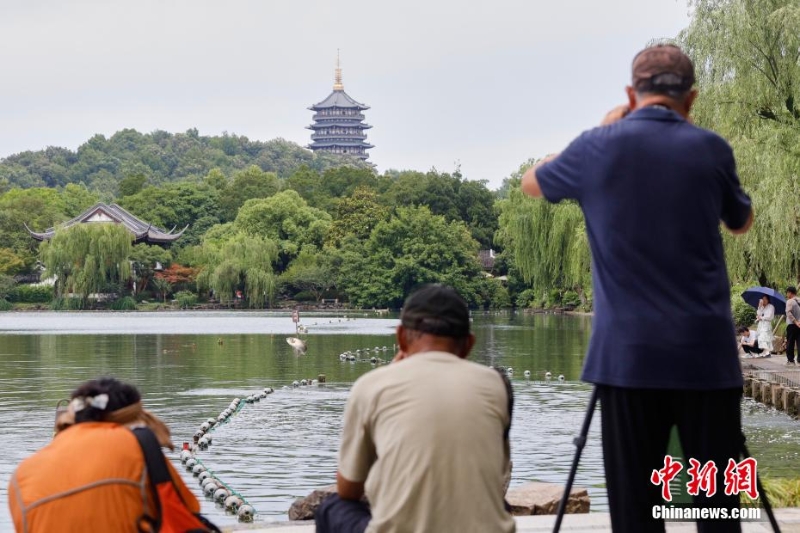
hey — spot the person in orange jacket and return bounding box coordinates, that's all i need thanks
[8,377,199,533]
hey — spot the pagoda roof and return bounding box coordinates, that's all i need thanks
[309,90,370,110]
[26,203,187,245]
[309,141,374,149]
[306,121,372,129]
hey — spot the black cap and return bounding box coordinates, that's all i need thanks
[632,44,695,95]
[400,284,470,338]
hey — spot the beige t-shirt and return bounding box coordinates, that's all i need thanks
[338,351,516,533]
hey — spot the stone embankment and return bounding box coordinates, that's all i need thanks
[287,481,589,521]
[742,356,800,417]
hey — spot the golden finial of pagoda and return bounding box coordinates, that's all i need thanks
[333,49,344,90]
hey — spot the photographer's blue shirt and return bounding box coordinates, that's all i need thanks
[536,107,751,389]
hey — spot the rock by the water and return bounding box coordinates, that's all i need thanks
[288,484,369,521]
[504,482,590,515]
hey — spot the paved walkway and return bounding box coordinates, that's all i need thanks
[226,509,800,532]
[742,352,800,388]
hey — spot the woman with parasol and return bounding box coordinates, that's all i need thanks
[756,295,775,355]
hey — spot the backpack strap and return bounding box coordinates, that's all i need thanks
[133,427,166,532]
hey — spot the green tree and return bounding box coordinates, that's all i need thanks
[117,174,148,198]
[129,244,172,295]
[40,224,132,303]
[681,0,800,284]
[0,248,26,275]
[234,190,332,267]
[495,175,591,305]
[0,187,68,272]
[327,186,387,246]
[150,276,172,303]
[218,165,280,221]
[61,183,99,217]
[335,206,482,307]
[279,251,334,301]
[194,230,279,307]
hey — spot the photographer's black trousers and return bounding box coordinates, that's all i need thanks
[597,385,743,533]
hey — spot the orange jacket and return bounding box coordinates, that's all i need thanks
[8,422,199,533]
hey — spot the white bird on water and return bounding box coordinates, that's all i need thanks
[286,337,307,352]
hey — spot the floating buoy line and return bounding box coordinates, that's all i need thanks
[179,344,569,523]
[177,378,325,523]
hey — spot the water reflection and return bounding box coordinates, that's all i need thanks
[0,311,797,529]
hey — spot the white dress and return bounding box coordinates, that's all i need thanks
[756,303,775,352]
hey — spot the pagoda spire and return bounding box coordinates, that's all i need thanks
[333,49,344,91]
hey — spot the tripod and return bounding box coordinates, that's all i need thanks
[552,386,781,533]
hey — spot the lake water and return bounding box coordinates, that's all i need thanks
[0,311,798,529]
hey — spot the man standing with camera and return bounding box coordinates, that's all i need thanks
[521,44,753,531]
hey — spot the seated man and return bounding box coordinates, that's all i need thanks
[738,326,760,356]
[316,284,516,533]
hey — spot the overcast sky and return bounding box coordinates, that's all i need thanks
[0,1,691,189]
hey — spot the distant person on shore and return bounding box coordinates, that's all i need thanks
[737,326,761,356]
[755,295,775,355]
[521,44,752,531]
[785,287,800,365]
[8,377,201,532]
[316,284,515,533]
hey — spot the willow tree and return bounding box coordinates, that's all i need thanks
[194,224,278,308]
[681,0,800,285]
[40,223,132,302]
[495,169,591,305]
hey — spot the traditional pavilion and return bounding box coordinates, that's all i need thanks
[26,203,186,246]
[307,53,374,161]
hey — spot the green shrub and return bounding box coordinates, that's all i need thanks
[545,288,562,308]
[743,477,800,508]
[0,276,15,300]
[293,290,317,302]
[0,298,12,311]
[562,290,581,309]
[731,296,756,327]
[11,284,54,303]
[175,290,197,309]
[50,297,86,310]
[515,289,537,308]
[110,296,137,311]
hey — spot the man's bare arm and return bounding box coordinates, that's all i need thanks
[337,471,365,501]
[521,154,558,199]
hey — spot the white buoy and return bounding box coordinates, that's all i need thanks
[198,471,211,483]
[200,422,211,432]
[348,355,356,362]
[506,367,514,375]
[198,437,209,450]
[214,487,230,504]
[204,483,218,497]
[201,478,218,490]
[185,458,197,470]
[370,357,378,364]
[205,434,212,445]
[192,464,206,476]
[558,374,565,382]
[523,370,531,378]
[292,380,300,387]
[225,495,243,512]
[300,379,308,386]
[180,450,192,463]
[238,504,255,522]
[206,418,216,426]
[339,353,347,361]
[264,387,273,394]
[545,372,552,380]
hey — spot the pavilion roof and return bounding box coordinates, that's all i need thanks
[26,203,187,245]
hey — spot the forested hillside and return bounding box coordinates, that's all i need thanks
[0,129,369,196]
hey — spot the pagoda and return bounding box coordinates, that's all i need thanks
[26,203,186,246]
[307,53,373,161]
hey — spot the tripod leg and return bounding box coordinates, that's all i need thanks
[741,442,781,533]
[553,386,599,533]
